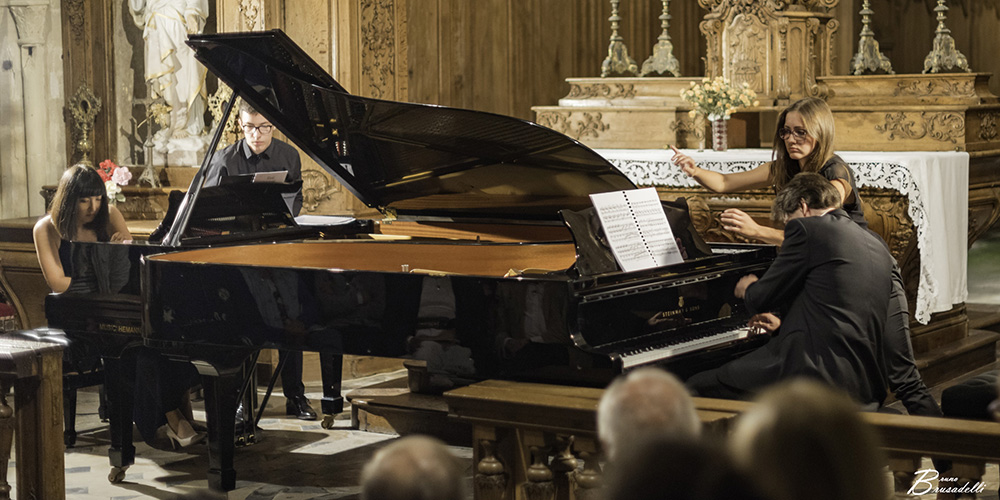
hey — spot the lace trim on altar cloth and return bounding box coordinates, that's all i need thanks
[610,158,938,324]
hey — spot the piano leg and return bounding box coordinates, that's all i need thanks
[102,351,136,483]
[319,353,343,428]
[193,354,252,492]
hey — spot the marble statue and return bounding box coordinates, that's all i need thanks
[129,0,209,166]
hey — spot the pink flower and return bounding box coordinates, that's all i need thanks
[112,166,132,186]
[97,159,117,182]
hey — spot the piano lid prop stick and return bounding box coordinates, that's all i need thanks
[163,90,241,247]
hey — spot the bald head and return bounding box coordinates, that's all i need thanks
[597,368,700,459]
[360,435,464,500]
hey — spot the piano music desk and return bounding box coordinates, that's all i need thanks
[0,333,65,500]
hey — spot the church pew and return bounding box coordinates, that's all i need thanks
[445,379,1000,500]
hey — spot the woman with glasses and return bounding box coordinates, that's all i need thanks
[670,97,857,245]
[672,97,942,418]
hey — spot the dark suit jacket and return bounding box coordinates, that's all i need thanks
[719,209,892,406]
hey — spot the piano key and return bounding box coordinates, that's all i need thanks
[619,326,752,369]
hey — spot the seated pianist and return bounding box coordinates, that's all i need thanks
[202,99,316,420]
[33,165,204,448]
[686,173,892,409]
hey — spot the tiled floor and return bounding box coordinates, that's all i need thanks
[14,369,473,500]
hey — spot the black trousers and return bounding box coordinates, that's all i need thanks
[883,264,942,417]
[279,350,305,399]
[941,370,998,420]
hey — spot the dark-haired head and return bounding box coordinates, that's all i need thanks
[770,172,841,223]
[49,164,110,241]
[769,97,836,190]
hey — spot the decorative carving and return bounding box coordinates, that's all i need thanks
[892,79,975,97]
[640,1,681,77]
[474,439,507,500]
[522,446,554,500]
[9,4,48,46]
[671,115,707,150]
[727,14,767,93]
[566,84,636,100]
[825,18,839,76]
[239,0,265,31]
[775,18,791,99]
[67,84,102,167]
[875,112,965,144]
[573,452,602,500]
[804,17,826,98]
[301,169,342,213]
[600,0,638,77]
[535,112,609,141]
[65,0,85,40]
[980,111,1000,141]
[865,194,913,261]
[699,18,723,79]
[360,0,396,99]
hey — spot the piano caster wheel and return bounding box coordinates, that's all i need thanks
[108,466,128,483]
[321,415,335,429]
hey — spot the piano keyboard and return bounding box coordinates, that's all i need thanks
[618,326,752,369]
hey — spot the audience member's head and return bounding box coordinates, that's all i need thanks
[360,435,464,500]
[603,436,769,500]
[729,378,887,500]
[770,172,841,223]
[597,367,700,460]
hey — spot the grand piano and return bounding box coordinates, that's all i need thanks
[52,30,775,491]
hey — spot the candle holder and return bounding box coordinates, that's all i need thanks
[640,0,681,77]
[922,0,970,73]
[600,0,638,77]
[850,0,893,75]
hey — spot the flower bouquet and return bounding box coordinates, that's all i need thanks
[97,160,132,205]
[680,77,759,151]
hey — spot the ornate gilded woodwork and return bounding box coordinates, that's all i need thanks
[874,112,965,144]
[979,111,1000,141]
[239,0,265,31]
[567,83,636,100]
[65,0,85,40]
[301,169,342,212]
[534,111,609,141]
[699,0,836,104]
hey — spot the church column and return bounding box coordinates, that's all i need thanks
[9,0,49,215]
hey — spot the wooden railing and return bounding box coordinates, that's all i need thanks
[445,380,1000,500]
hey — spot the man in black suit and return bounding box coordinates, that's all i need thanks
[687,173,892,408]
[205,100,316,420]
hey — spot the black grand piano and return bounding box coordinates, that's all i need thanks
[51,30,775,491]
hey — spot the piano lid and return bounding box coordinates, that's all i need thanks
[187,30,636,222]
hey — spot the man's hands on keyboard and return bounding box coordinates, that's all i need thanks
[748,313,780,336]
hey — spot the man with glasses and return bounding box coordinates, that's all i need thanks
[205,100,316,421]
[206,100,303,215]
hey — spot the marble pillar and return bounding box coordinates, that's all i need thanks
[0,0,65,217]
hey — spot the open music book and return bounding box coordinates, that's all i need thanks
[590,187,685,272]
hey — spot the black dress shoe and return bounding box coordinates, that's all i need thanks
[285,396,317,420]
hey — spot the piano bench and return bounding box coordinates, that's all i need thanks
[9,327,105,447]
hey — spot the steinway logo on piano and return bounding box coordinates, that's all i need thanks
[647,297,700,326]
[98,323,141,335]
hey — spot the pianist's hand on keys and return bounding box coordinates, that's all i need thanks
[748,313,780,336]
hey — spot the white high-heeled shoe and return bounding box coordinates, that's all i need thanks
[165,424,205,449]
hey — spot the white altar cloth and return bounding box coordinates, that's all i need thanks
[596,148,969,324]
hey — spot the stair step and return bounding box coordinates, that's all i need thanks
[914,329,1000,387]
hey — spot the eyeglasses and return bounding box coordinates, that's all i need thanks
[778,127,809,141]
[242,124,274,135]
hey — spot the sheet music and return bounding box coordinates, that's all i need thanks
[590,187,684,272]
[252,170,288,183]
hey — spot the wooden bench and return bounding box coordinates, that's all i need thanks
[0,332,65,500]
[445,380,1000,500]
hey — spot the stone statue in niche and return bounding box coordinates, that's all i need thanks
[129,0,209,166]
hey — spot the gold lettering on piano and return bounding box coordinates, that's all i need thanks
[98,323,142,335]
[647,304,701,326]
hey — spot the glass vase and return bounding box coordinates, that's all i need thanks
[711,119,728,152]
